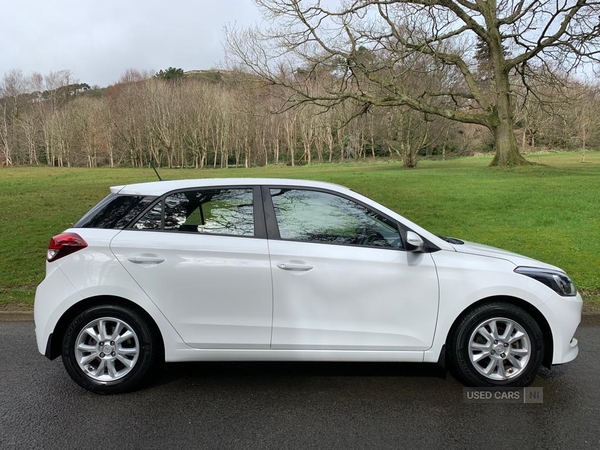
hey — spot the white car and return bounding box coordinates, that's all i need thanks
[35,178,582,393]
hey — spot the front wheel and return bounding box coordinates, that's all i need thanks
[62,305,159,394]
[447,302,544,387]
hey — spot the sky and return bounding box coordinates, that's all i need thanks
[0,0,263,87]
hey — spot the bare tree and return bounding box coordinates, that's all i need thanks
[117,68,153,85]
[572,84,599,162]
[226,0,600,166]
[1,63,597,169]
[144,79,183,167]
[0,69,27,165]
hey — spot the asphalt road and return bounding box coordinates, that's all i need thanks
[1,322,599,450]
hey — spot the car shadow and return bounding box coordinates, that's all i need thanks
[150,360,450,389]
[144,360,573,395]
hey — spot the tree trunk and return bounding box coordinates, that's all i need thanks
[489,118,529,166]
[488,36,531,167]
[580,126,587,163]
[403,148,418,168]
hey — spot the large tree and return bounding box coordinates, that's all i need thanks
[226,0,600,166]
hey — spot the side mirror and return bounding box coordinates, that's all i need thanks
[405,231,425,253]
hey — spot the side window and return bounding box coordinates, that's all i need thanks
[133,188,255,237]
[269,189,402,249]
[75,194,156,229]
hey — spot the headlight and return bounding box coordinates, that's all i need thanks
[514,266,577,297]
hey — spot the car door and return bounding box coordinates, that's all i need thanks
[110,186,273,349]
[265,186,439,351]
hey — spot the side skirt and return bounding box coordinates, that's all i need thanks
[165,349,425,363]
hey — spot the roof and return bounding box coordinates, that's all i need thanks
[111,178,349,196]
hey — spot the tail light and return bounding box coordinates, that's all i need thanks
[47,233,88,262]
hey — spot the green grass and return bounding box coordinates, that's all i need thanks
[1,152,599,310]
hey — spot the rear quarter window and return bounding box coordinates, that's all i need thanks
[74,194,157,229]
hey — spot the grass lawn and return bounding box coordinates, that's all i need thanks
[1,151,599,310]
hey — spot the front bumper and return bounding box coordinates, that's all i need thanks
[540,291,582,365]
[557,337,579,365]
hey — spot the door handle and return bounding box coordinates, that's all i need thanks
[127,255,165,264]
[277,262,313,271]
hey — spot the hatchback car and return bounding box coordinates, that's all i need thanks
[35,178,582,393]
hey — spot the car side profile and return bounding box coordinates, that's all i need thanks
[34,178,582,393]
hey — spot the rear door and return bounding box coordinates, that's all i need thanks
[110,186,273,349]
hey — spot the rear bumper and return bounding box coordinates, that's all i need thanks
[34,266,82,356]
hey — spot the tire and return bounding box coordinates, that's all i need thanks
[447,302,544,387]
[62,305,159,394]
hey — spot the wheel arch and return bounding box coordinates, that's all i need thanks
[445,295,554,368]
[46,295,165,362]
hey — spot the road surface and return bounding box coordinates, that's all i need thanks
[1,322,598,449]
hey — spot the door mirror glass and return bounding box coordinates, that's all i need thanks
[405,231,425,252]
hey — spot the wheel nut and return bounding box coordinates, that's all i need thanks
[494,340,498,344]
[111,352,115,356]
[99,342,104,346]
[110,341,114,345]
[100,352,105,357]
[491,350,495,355]
[501,353,506,358]
[504,343,509,347]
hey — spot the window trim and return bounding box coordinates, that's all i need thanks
[126,185,267,239]
[262,185,406,251]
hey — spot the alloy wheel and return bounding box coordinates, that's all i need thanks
[468,317,531,381]
[74,317,140,382]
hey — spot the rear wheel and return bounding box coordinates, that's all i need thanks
[447,302,544,387]
[62,305,158,394]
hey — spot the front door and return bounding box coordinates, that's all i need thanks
[266,187,439,351]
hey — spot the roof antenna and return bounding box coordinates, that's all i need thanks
[149,160,163,181]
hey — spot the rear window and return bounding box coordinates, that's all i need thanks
[74,194,157,229]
